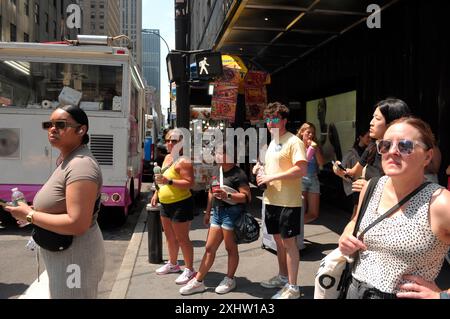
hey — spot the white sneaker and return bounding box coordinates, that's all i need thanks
[260,274,288,288]
[273,284,300,299]
[215,276,236,294]
[271,283,289,299]
[179,278,206,295]
[155,262,181,275]
[175,268,196,285]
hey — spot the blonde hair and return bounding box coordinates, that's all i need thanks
[297,122,317,141]
[165,128,184,141]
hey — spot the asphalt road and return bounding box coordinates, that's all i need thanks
[0,194,147,299]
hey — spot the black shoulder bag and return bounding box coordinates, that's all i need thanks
[32,197,101,252]
[338,178,431,298]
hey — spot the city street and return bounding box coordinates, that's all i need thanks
[0,195,146,299]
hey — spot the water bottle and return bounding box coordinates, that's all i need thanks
[11,188,29,227]
[211,176,220,194]
[11,187,26,206]
[256,163,267,191]
[153,163,162,190]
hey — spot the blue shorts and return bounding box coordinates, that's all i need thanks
[210,205,243,230]
[302,175,320,194]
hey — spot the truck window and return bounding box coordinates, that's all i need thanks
[0,60,122,111]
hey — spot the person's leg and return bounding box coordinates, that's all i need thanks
[172,220,194,270]
[272,234,288,277]
[304,192,320,223]
[160,216,179,265]
[301,191,308,216]
[222,228,239,278]
[281,236,299,285]
[195,226,223,281]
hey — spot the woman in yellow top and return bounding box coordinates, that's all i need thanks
[150,129,195,285]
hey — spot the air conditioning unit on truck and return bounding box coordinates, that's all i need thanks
[0,35,146,223]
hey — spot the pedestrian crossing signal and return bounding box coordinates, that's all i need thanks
[195,52,223,80]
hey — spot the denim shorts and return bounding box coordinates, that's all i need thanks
[302,175,320,193]
[210,205,243,230]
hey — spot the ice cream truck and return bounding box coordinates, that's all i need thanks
[0,36,146,223]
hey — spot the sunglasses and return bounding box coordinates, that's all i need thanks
[165,139,179,144]
[42,120,80,130]
[376,139,429,156]
[265,117,281,124]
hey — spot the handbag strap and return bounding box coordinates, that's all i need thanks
[352,177,379,237]
[357,181,431,239]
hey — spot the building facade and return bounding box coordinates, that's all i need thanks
[188,0,233,50]
[142,29,160,107]
[120,0,141,68]
[79,0,120,37]
[0,0,78,42]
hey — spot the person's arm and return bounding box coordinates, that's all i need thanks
[333,160,364,180]
[159,158,194,189]
[150,190,158,206]
[257,160,307,187]
[314,145,326,167]
[213,185,251,204]
[6,180,98,235]
[394,188,450,299]
[204,190,213,226]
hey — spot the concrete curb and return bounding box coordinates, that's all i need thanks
[109,207,147,299]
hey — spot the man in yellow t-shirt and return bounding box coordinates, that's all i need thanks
[254,102,307,299]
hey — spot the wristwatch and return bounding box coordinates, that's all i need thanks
[440,291,450,299]
[26,210,35,224]
[227,192,232,199]
[168,179,173,185]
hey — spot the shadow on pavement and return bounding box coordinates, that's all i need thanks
[0,283,28,299]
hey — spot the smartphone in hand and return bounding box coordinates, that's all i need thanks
[332,160,346,171]
[332,161,355,182]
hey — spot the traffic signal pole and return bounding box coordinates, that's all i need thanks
[174,0,190,129]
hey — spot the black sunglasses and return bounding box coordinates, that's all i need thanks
[42,120,81,130]
[376,139,429,156]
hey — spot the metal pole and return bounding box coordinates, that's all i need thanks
[174,0,190,129]
[146,200,163,264]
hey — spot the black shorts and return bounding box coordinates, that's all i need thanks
[264,204,301,238]
[160,197,194,222]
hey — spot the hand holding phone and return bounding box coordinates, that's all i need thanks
[332,160,346,171]
[332,161,355,182]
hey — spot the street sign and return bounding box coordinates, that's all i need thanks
[195,52,223,80]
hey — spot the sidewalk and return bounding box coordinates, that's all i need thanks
[110,187,350,299]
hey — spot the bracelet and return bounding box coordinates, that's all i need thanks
[440,291,450,299]
[26,210,35,224]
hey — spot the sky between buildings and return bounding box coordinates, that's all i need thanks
[142,0,175,122]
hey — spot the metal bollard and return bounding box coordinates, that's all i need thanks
[146,203,163,264]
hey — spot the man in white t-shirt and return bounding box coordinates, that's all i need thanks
[254,102,307,299]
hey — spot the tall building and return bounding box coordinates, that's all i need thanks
[0,0,78,42]
[142,29,160,107]
[79,0,120,37]
[120,0,142,68]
